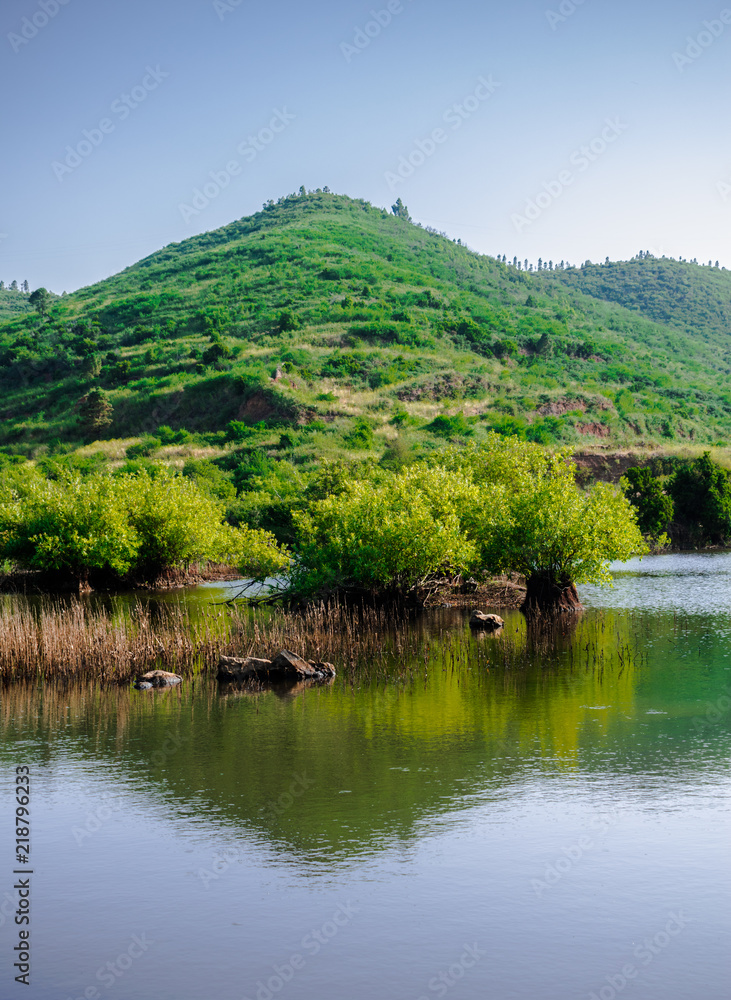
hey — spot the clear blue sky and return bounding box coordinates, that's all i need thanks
[1,0,728,292]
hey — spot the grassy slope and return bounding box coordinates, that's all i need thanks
[0,288,31,321]
[2,192,731,471]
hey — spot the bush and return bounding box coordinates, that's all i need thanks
[621,467,673,538]
[0,470,288,585]
[426,412,473,438]
[290,467,479,597]
[344,418,374,450]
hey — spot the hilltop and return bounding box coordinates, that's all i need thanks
[2,191,731,477]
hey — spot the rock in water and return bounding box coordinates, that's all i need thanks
[217,651,336,683]
[469,611,505,631]
[135,670,183,689]
[217,656,273,682]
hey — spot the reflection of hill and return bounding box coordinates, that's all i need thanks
[0,609,728,861]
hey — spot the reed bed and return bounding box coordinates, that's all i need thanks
[0,596,646,686]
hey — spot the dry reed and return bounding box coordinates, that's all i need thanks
[0,596,645,686]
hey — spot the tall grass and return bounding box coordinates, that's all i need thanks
[0,595,645,686]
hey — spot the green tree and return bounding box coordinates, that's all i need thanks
[440,437,647,611]
[668,452,731,544]
[0,474,139,585]
[291,467,479,598]
[78,389,113,436]
[29,287,50,316]
[391,198,412,221]
[621,467,673,539]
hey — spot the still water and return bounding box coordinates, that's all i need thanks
[0,555,729,999]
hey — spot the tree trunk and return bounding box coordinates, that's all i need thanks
[521,572,583,613]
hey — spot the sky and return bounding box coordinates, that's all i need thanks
[1,0,729,292]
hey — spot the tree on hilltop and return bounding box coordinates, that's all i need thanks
[391,198,412,222]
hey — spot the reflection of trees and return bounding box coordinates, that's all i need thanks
[0,609,727,865]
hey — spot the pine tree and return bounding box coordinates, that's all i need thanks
[391,198,412,222]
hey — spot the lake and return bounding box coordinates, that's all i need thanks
[0,553,729,999]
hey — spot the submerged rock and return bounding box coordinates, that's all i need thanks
[217,650,336,683]
[135,670,183,689]
[469,611,505,631]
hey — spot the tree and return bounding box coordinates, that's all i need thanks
[78,389,113,436]
[440,437,647,612]
[621,467,673,539]
[391,198,412,221]
[479,462,646,611]
[22,280,29,293]
[10,280,17,291]
[669,452,731,544]
[290,467,479,598]
[29,287,50,316]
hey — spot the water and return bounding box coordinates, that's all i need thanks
[0,555,729,999]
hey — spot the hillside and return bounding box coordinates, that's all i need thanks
[536,254,731,341]
[2,191,731,477]
[0,286,32,321]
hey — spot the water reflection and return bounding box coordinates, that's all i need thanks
[0,557,729,1000]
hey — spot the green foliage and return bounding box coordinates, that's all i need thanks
[287,435,646,602]
[668,452,731,543]
[125,437,159,460]
[78,389,113,436]
[291,467,478,597]
[426,412,473,438]
[344,418,374,450]
[28,288,50,317]
[621,467,673,538]
[0,470,287,583]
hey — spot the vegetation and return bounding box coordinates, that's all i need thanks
[3,191,731,469]
[0,467,287,588]
[288,437,646,609]
[2,191,730,603]
[623,452,731,548]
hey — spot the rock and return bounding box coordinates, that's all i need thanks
[308,660,337,678]
[469,611,504,631]
[217,651,336,683]
[270,650,320,679]
[136,670,182,688]
[217,656,273,682]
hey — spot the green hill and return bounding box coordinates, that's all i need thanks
[2,191,731,473]
[0,286,32,321]
[537,254,731,341]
